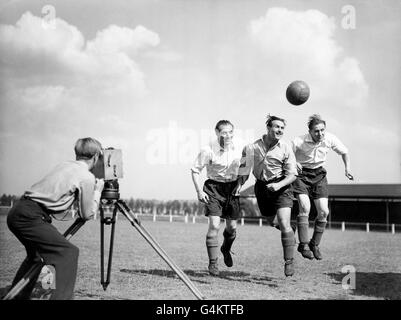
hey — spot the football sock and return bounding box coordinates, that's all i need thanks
[310,220,327,246]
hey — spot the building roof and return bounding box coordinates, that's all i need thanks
[241,184,401,200]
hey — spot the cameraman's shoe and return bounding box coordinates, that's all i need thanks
[208,259,219,276]
[309,242,323,260]
[220,245,233,267]
[284,259,294,277]
[297,243,314,260]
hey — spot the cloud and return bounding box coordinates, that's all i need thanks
[18,85,66,111]
[0,11,161,99]
[87,24,160,54]
[248,8,368,108]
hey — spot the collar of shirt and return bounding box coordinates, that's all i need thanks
[260,135,282,152]
[76,160,90,171]
[305,133,322,144]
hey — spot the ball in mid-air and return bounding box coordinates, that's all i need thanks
[286,80,310,105]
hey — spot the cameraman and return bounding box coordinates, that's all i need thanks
[6,137,105,299]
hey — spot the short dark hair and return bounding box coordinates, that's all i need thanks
[265,114,286,127]
[75,137,102,160]
[308,114,326,130]
[215,120,234,131]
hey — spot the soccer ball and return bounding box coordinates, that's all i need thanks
[286,80,310,105]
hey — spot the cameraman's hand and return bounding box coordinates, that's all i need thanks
[95,178,105,192]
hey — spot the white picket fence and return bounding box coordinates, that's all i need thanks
[0,204,399,234]
[93,211,399,235]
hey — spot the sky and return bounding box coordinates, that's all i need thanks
[0,0,400,200]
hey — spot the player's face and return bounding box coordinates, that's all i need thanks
[310,123,326,142]
[267,120,285,140]
[216,124,234,147]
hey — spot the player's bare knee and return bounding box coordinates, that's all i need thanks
[317,209,329,221]
[298,211,309,217]
[298,202,310,215]
[207,224,219,237]
[277,218,291,233]
[281,225,293,233]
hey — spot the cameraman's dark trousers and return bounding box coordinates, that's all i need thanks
[7,197,79,300]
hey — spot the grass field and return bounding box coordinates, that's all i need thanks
[1,215,401,300]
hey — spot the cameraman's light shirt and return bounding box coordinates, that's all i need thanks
[239,136,297,183]
[24,160,101,220]
[291,132,348,169]
[191,140,242,182]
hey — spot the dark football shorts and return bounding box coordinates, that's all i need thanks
[202,179,240,220]
[292,166,329,199]
[254,178,294,217]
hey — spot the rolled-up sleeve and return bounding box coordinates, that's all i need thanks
[291,137,299,154]
[238,145,253,176]
[329,134,348,155]
[78,177,101,220]
[191,147,210,174]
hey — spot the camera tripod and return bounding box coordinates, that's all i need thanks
[98,180,205,300]
[4,180,205,300]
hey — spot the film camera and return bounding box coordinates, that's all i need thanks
[3,148,205,300]
[92,148,123,200]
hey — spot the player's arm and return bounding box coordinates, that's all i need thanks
[191,170,209,203]
[341,153,353,180]
[233,145,253,196]
[78,178,104,220]
[291,138,302,173]
[267,146,297,192]
[191,148,210,203]
[330,134,353,180]
[266,173,297,192]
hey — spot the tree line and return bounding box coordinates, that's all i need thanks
[0,194,260,217]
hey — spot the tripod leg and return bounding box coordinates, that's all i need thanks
[64,218,86,240]
[2,218,85,300]
[100,205,106,289]
[116,200,206,300]
[2,262,44,300]
[105,206,117,290]
[100,204,117,291]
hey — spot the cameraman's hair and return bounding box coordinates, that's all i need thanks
[266,114,286,127]
[215,120,234,132]
[74,137,102,160]
[308,114,326,130]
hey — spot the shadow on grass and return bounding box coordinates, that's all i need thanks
[120,268,210,284]
[120,268,279,287]
[327,272,401,300]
